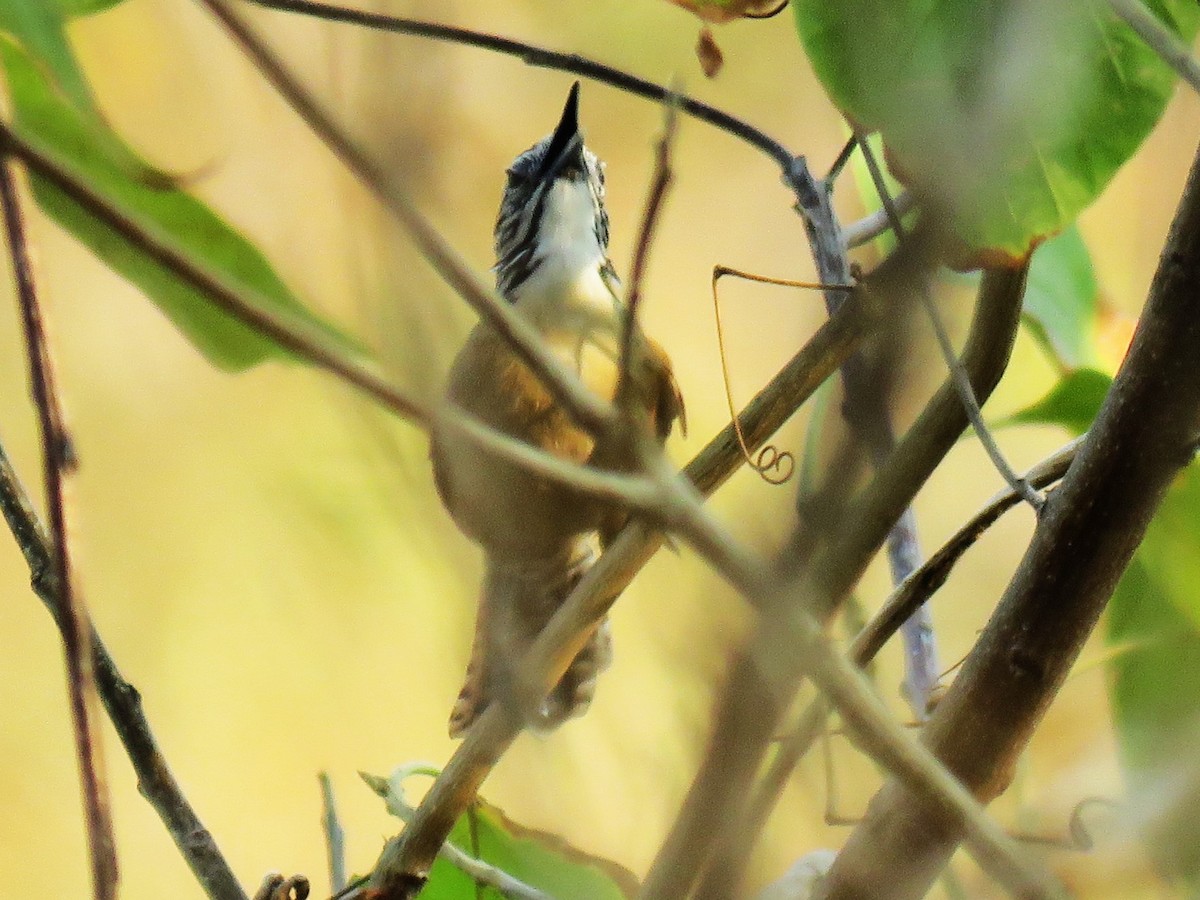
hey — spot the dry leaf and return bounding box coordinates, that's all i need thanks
[696,27,724,77]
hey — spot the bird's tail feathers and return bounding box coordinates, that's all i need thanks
[449,544,612,738]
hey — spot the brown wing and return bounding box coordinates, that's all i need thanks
[642,336,686,443]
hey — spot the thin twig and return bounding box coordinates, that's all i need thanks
[642,261,1026,900]
[0,437,250,900]
[819,129,1200,900]
[361,770,552,900]
[642,462,1060,900]
[856,131,1045,510]
[199,0,616,437]
[617,88,680,412]
[365,290,872,898]
[0,121,430,428]
[1106,0,1200,96]
[439,406,664,510]
[843,190,915,248]
[319,774,346,895]
[735,437,1084,865]
[240,0,797,171]
[0,155,118,900]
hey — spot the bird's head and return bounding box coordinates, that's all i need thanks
[494,82,611,302]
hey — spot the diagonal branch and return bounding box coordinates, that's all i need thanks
[0,438,250,900]
[1106,0,1200,96]
[239,0,797,170]
[198,0,615,437]
[617,91,679,413]
[358,284,875,899]
[0,121,430,428]
[728,436,1083,882]
[0,156,118,900]
[818,132,1200,900]
[639,260,1027,899]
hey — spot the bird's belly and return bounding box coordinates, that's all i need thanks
[430,326,618,560]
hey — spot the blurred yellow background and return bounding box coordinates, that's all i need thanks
[1,1,1198,897]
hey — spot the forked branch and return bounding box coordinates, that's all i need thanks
[0,156,117,900]
[818,133,1200,900]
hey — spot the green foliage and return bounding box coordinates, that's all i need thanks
[57,0,129,15]
[0,0,97,114]
[0,34,357,370]
[1109,469,1200,885]
[1022,227,1101,372]
[365,767,635,899]
[994,368,1112,436]
[793,0,1200,262]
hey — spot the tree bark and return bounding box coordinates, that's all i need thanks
[819,138,1200,900]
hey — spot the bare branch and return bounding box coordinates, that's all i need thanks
[641,260,1026,899]
[1106,0,1200,96]
[727,436,1084,880]
[0,121,429,429]
[361,769,552,900]
[0,156,117,900]
[319,774,346,895]
[363,286,872,897]
[198,0,616,437]
[617,89,680,412]
[843,190,915,248]
[856,131,1044,509]
[635,459,1060,899]
[0,439,248,900]
[239,0,798,171]
[439,406,664,511]
[820,133,1200,900]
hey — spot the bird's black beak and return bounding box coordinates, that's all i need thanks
[536,81,585,182]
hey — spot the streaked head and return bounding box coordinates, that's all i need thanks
[494,82,611,301]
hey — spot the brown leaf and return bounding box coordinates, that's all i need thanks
[696,27,724,78]
[667,0,788,24]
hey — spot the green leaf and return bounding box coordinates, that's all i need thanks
[0,0,96,114]
[1022,226,1101,371]
[993,367,1112,436]
[1109,466,1200,884]
[57,0,129,15]
[793,0,1200,262]
[366,767,636,900]
[1,37,358,371]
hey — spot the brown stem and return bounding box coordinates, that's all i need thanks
[0,441,250,900]
[640,261,1027,899]
[617,94,679,411]
[819,137,1200,900]
[198,0,614,436]
[0,122,430,428]
[721,437,1081,895]
[361,286,874,899]
[0,157,118,900]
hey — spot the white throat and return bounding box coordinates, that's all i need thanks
[512,178,617,331]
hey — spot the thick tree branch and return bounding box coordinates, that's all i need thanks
[0,157,118,900]
[640,260,1027,899]
[0,443,247,899]
[727,436,1083,887]
[819,137,1200,900]
[360,287,875,898]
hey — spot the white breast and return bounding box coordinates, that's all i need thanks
[513,178,618,332]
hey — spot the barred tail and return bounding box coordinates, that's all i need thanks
[449,544,612,738]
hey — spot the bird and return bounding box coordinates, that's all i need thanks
[430,82,685,738]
